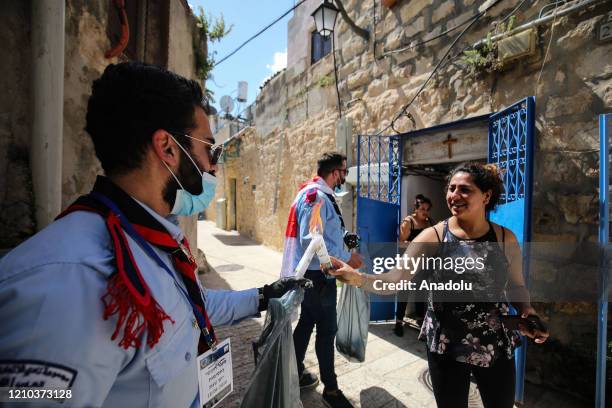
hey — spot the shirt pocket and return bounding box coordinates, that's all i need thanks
[146,315,199,388]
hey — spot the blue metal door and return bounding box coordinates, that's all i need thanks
[596,113,610,408]
[357,134,402,321]
[487,96,535,403]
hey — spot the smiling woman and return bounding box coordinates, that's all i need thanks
[329,161,549,408]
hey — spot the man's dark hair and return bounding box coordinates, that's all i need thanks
[317,152,347,177]
[85,61,209,176]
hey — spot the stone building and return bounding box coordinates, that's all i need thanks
[0,0,206,253]
[208,0,612,402]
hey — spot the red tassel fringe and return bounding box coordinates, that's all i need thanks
[102,273,175,349]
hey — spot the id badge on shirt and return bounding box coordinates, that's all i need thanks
[197,338,233,408]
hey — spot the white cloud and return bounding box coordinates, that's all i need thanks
[266,50,287,73]
[260,50,287,88]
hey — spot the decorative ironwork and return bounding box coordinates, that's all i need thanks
[488,99,531,204]
[357,135,401,204]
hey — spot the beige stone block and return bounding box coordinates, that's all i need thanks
[341,37,368,62]
[372,57,390,78]
[575,46,612,80]
[432,1,455,24]
[347,70,372,90]
[385,28,403,51]
[403,16,425,39]
[367,78,386,98]
[400,0,430,23]
[544,89,594,119]
[552,193,598,224]
[556,16,598,52]
[338,58,360,80]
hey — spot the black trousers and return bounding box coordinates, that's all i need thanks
[293,270,338,390]
[427,350,515,408]
[395,301,425,321]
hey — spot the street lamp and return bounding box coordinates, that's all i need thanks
[311,0,339,37]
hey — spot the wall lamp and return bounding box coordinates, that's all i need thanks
[311,0,370,41]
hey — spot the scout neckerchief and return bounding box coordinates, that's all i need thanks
[56,176,216,353]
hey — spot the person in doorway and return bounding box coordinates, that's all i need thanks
[328,161,549,408]
[286,152,363,408]
[0,62,308,408]
[395,194,433,336]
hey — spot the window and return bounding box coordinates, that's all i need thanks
[311,31,332,65]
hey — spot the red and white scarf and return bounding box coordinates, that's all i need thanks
[280,177,334,278]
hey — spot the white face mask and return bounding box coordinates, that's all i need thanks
[161,136,217,216]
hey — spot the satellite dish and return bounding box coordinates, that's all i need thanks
[220,95,235,115]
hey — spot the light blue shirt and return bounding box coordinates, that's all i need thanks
[0,201,259,408]
[295,187,352,273]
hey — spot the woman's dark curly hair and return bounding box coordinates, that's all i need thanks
[414,194,432,210]
[446,162,505,211]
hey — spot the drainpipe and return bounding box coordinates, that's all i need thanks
[31,0,65,229]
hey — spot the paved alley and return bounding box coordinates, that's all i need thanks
[197,221,589,408]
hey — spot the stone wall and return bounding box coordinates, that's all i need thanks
[0,1,35,249]
[215,0,612,399]
[1,0,203,252]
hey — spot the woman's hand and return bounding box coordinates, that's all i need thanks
[518,305,549,344]
[329,256,365,287]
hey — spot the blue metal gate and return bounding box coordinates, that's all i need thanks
[487,96,535,403]
[596,113,610,408]
[356,134,402,320]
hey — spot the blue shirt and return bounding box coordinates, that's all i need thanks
[0,201,258,408]
[295,188,351,273]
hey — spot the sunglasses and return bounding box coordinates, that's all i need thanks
[336,168,349,176]
[171,133,224,165]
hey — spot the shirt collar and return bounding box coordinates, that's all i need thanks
[131,197,184,242]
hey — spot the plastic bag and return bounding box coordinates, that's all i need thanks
[335,283,370,362]
[240,289,304,408]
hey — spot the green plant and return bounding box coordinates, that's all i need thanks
[317,74,334,88]
[193,7,233,95]
[461,16,516,75]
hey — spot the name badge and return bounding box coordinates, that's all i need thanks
[197,338,233,408]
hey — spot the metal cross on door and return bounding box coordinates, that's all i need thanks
[487,96,535,403]
[356,134,402,321]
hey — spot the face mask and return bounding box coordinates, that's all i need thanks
[162,136,218,216]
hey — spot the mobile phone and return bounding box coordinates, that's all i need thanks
[500,315,547,334]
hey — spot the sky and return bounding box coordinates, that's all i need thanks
[191,0,296,116]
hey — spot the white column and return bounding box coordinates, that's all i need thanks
[31,0,65,229]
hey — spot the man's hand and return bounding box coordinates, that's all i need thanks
[258,277,312,311]
[346,252,364,269]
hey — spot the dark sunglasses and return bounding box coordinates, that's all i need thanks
[170,132,224,165]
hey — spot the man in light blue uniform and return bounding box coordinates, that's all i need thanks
[0,62,305,408]
[291,152,363,408]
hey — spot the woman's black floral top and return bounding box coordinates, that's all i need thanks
[418,220,521,367]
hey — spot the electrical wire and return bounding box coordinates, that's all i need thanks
[381,0,529,59]
[375,0,502,136]
[214,0,307,67]
[381,12,481,58]
[536,2,558,93]
[332,34,343,118]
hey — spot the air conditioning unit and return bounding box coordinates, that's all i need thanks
[497,28,537,64]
